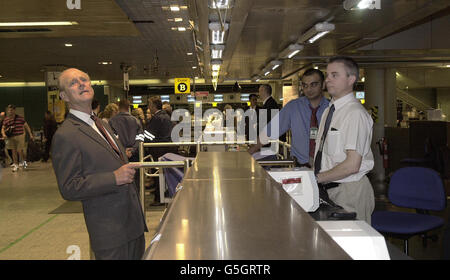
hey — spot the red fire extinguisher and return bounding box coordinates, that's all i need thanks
[377,137,389,169]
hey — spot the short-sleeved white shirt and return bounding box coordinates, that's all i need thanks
[314,92,374,183]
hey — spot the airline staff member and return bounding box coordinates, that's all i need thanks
[314,56,375,224]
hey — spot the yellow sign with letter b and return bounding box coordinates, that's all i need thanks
[175,78,190,94]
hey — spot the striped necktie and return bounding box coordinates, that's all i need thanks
[90,115,124,161]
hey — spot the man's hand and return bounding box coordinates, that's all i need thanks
[125,148,134,158]
[113,163,141,185]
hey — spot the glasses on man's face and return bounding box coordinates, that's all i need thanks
[301,82,320,89]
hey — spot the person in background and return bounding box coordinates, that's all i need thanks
[162,101,173,117]
[245,93,260,142]
[145,108,152,123]
[248,93,259,110]
[132,107,146,128]
[42,111,58,162]
[1,104,34,172]
[91,99,100,116]
[109,99,144,193]
[144,96,175,206]
[248,69,329,167]
[248,84,283,158]
[99,103,118,122]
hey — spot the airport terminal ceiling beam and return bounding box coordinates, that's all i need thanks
[193,0,211,82]
[220,0,255,82]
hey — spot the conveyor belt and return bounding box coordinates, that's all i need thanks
[143,152,351,259]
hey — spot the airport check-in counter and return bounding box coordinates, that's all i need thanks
[144,151,351,259]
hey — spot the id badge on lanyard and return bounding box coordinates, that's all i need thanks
[310,127,318,140]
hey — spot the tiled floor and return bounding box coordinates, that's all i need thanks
[0,161,164,260]
[0,161,448,259]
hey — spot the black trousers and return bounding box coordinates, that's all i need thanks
[43,138,52,162]
[94,234,145,260]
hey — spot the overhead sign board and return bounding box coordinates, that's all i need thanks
[175,78,190,94]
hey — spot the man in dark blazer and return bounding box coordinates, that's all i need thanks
[259,84,279,119]
[248,84,284,155]
[51,68,147,260]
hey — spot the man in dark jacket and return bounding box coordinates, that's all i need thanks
[51,68,147,260]
[144,96,176,206]
[109,99,144,193]
[109,99,143,162]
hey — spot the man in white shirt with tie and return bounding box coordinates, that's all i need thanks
[314,56,375,224]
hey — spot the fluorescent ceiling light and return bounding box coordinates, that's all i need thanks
[192,66,197,69]
[0,82,45,87]
[98,62,112,65]
[211,49,223,59]
[308,31,330,43]
[209,0,232,9]
[178,27,186,31]
[187,52,193,55]
[209,22,229,44]
[288,50,300,58]
[170,5,180,11]
[0,21,78,27]
[298,22,335,44]
[343,0,380,10]
[264,71,270,76]
[280,43,304,59]
[211,59,222,71]
[174,18,183,22]
[270,60,282,71]
[211,44,225,59]
[211,30,225,44]
[251,75,260,82]
[64,43,73,47]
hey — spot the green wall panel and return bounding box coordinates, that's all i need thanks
[1,85,106,131]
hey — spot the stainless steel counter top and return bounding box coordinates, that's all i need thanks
[144,152,350,260]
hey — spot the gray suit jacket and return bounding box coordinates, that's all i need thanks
[51,113,147,251]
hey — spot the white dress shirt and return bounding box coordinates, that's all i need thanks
[69,109,119,150]
[314,92,374,183]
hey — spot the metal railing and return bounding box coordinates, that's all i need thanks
[135,139,293,218]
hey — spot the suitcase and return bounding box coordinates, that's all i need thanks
[26,140,43,162]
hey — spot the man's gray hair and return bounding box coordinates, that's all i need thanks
[328,56,359,83]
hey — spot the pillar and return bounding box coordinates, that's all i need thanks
[384,69,397,127]
[365,68,385,189]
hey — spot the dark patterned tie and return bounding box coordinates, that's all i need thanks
[90,115,124,161]
[314,104,335,175]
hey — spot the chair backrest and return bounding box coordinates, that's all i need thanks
[388,167,446,211]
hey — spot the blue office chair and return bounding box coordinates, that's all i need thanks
[372,167,446,255]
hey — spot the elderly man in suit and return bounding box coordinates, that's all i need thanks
[51,68,147,260]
